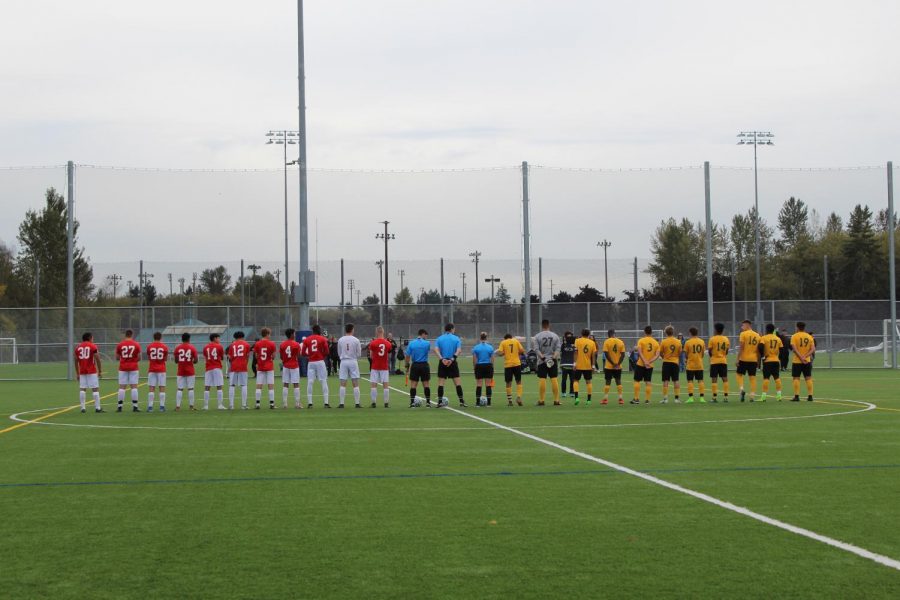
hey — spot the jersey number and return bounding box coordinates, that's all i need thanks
[177,349,193,362]
[77,347,91,360]
[284,347,292,358]
[120,345,136,359]
[258,348,269,361]
[208,349,219,360]
[377,344,385,357]
[232,345,245,358]
[149,347,165,360]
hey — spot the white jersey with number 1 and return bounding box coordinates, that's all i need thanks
[338,335,362,380]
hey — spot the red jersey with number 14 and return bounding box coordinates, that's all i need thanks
[302,334,329,362]
[369,338,391,371]
[116,339,141,371]
[254,338,277,372]
[174,343,198,377]
[280,339,301,369]
[203,342,224,370]
[146,341,169,373]
[227,340,250,372]
[75,341,99,375]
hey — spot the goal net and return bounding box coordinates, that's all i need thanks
[884,320,900,368]
[0,338,18,364]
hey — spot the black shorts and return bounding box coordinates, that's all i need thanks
[437,359,460,379]
[504,366,522,383]
[474,364,494,380]
[409,362,430,383]
[763,362,780,379]
[603,368,622,385]
[572,369,593,382]
[634,366,653,382]
[536,361,559,379]
[686,369,704,381]
[792,363,813,378]
[709,363,728,379]
[661,362,680,382]
[736,361,758,376]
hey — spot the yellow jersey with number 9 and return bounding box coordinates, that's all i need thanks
[574,337,598,370]
[683,337,706,370]
[708,335,730,364]
[738,329,760,362]
[660,337,682,364]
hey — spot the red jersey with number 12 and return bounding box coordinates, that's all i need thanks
[146,341,169,373]
[227,340,251,373]
[280,339,301,369]
[75,341,99,375]
[369,338,391,371]
[254,339,277,372]
[116,339,141,371]
[174,343,198,377]
[203,342,224,370]
[302,334,329,362]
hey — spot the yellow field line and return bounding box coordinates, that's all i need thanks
[0,385,144,436]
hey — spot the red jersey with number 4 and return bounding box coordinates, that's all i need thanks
[174,343,198,377]
[227,340,251,373]
[280,339,301,369]
[203,342,224,370]
[302,334,329,362]
[116,339,141,371]
[146,341,169,373]
[254,338,277,372]
[369,338,391,371]
[75,341,99,375]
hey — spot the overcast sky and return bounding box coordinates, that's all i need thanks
[2,0,898,300]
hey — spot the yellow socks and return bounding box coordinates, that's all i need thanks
[736,373,744,391]
[506,384,513,399]
[762,380,769,393]
[644,383,652,401]
[792,379,800,396]
[551,378,560,401]
[775,379,782,392]
[616,384,623,398]
[586,382,593,398]
[516,383,524,399]
[748,376,756,395]
[723,381,730,395]
[711,382,718,396]
[699,381,705,396]
[806,378,814,396]
[538,379,547,403]
[633,381,641,399]
[687,381,694,396]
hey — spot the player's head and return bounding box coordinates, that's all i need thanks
[714,322,725,334]
[607,329,615,338]
[209,333,220,342]
[375,326,384,337]
[284,328,295,340]
[153,331,162,341]
[387,331,394,339]
[689,327,698,337]
[480,331,488,341]
[182,332,191,342]
[444,323,454,333]
[643,326,653,336]
[741,319,752,331]
[765,323,775,334]
[564,331,574,342]
[581,328,590,337]
[664,325,674,337]
[234,330,245,340]
[417,328,428,338]
[345,323,355,334]
[796,321,806,331]
[504,333,513,340]
[541,319,550,330]
[312,324,322,335]
[124,329,133,338]
[81,332,92,342]
[261,327,271,338]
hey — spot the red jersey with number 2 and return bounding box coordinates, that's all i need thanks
[254,339,277,372]
[369,338,391,371]
[75,341,99,375]
[302,334,329,362]
[280,339,301,369]
[227,340,250,372]
[116,339,141,371]
[174,343,198,377]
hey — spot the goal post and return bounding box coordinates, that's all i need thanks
[0,338,18,364]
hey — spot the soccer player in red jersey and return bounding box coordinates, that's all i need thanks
[115,329,142,412]
[302,324,330,408]
[173,332,199,411]
[75,332,103,413]
[280,328,302,409]
[253,327,277,409]
[368,326,392,408]
[203,333,226,410]
[146,331,169,412]
[227,331,251,409]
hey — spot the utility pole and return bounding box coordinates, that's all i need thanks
[538,257,543,325]
[633,257,639,331]
[460,272,467,304]
[397,269,406,292]
[888,161,897,369]
[66,160,74,380]
[522,161,532,342]
[597,240,611,299]
[440,258,445,324]
[297,0,311,330]
[35,259,40,363]
[167,273,173,297]
[108,273,122,299]
[265,129,299,326]
[485,275,500,340]
[178,277,186,321]
[704,161,714,336]
[340,258,345,329]
[240,259,245,327]
[376,221,395,318]
[348,279,356,307]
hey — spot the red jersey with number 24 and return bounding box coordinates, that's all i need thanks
[369,338,391,371]
[146,341,169,373]
[174,343,198,377]
[302,334,329,362]
[116,339,141,372]
[254,339,277,372]
[280,339,301,369]
[227,340,250,373]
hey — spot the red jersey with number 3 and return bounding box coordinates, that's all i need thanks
[254,338,276,372]
[369,338,391,371]
[75,341,99,375]
[146,341,169,373]
[227,340,250,372]
[174,343,198,377]
[280,339,301,369]
[302,334,329,362]
[203,342,224,370]
[116,339,141,371]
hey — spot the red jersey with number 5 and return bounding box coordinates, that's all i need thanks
[146,341,169,373]
[203,342,224,370]
[302,334,329,362]
[254,338,276,372]
[116,339,141,371]
[227,340,250,372]
[174,343,198,377]
[369,338,391,371]
[75,341,99,375]
[280,339,301,369]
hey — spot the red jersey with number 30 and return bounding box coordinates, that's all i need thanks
[174,343,198,377]
[254,338,277,372]
[280,339,301,369]
[227,340,250,372]
[203,342,224,370]
[302,334,329,362]
[75,341,99,375]
[116,339,141,371]
[369,338,391,371]
[146,341,169,373]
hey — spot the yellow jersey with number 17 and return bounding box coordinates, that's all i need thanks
[759,333,783,363]
[708,335,730,365]
[683,337,706,371]
[574,337,598,370]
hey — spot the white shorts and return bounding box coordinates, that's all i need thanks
[147,372,166,388]
[204,368,224,387]
[370,369,390,384]
[282,367,301,384]
[257,370,275,385]
[307,361,327,382]
[118,370,139,386]
[339,360,361,381]
[177,375,195,390]
[79,374,99,389]
[229,371,248,387]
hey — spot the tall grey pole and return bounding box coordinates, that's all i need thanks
[597,240,611,298]
[522,161,532,341]
[704,161,714,335]
[538,257,543,325]
[440,258,445,324]
[297,0,310,330]
[377,261,384,326]
[888,161,897,369]
[240,259,245,327]
[283,133,290,325]
[633,257,639,331]
[752,132,763,325]
[340,258,345,330]
[66,160,75,380]
[731,255,737,341]
[139,259,144,332]
[825,255,832,369]
[35,259,40,363]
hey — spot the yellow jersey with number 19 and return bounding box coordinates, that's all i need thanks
[790,331,815,364]
[683,337,706,371]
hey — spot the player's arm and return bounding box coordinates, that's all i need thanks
[454,340,461,359]
[94,352,102,377]
[432,345,442,361]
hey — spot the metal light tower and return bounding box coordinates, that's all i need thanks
[397,268,406,292]
[296,0,311,330]
[485,275,500,339]
[375,222,395,310]
[107,273,122,299]
[737,131,774,324]
[469,251,481,301]
[597,240,611,299]
[266,129,299,325]
[459,272,467,303]
[347,279,356,306]
[375,260,384,325]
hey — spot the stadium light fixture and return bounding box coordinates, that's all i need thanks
[375,222,395,318]
[485,275,501,339]
[737,130,775,325]
[266,130,300,326]
[597,240,612,299]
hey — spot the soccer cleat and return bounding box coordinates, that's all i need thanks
[618,399,625,405]
[116,406,123,413]
[674,398,681,404]
[740,390,746,402]
[355,404,361,408]
[586,399,592,406]
[630,399,640,405]
[791,396,800,402]
[308,403,314,409]
[723,398,729,403]
[537,401,545,406]
[573,398,580,406]
[644,400,650,404]
[507,400,514,407]
[147,406,153,412]
[807,395,814,402]
[159,406,166,412]
[660,399,668,404]
[371,402,377,408]
[175,406,181,412]
[710,398,718,403]
[759,394,767,402]
[699,398,706,404]
[601,399,608,405]
[190,406,197,411]
[338,404,344,409]
[516,398,523,406]
[133,406,140,412]
[384,403,389,408]
[459,402,467,408]
[81,408,86,413]
[685,398,694,404]
[95,408,104,413]
[554,401,561,406]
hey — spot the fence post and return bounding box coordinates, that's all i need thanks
[586,302,591,330]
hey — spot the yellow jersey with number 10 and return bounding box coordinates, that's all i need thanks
[683,337,706,370]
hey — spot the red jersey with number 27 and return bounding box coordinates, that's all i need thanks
[174,343,198,377]
[302,334,329,362]
[203,342,224,370]
[369,338,391,371]
[146,341,169,373]
[227,340,250,373]
[75,341,99,375]
[254,339,277,372]
[280,339,301,369]
[116,339,141,371]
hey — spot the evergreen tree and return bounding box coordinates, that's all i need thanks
[837,205,885,298]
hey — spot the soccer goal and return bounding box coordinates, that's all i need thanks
[0,338,18,364]
[884,320,900,367]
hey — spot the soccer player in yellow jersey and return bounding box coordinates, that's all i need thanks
[790,321,816,401]
[758,323,784,402]
[659,326,683,404]
[631,326,660,404]
[682,327,706,403]
[572,329,598,405]
[601,329,626,405]
[496,333,526,406]
[708,322,731,402]
[736,319,761,402]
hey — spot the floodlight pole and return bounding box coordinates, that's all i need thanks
[376,260,384,325]
[522,161,532,341]
[66,160,75,380]
[597,240,611,299]
[297,0,311,330]
[738,131,774,326]
[888,161,897,369]
[35,259,40,363]
[486,276,500,340]
[704,161,714,336]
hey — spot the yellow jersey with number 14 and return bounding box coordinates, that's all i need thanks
[708,335,730,365]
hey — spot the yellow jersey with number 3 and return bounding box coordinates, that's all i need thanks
[708,335,730,364]
[738,329,761,362]
[636,336,660,368]
[498,338,525,368]
[601,337,626,370]
[684,337,706,370]
[759,333,783,363]
[574,337,598,370]
[790,331,815,364]
[660,336,682,364]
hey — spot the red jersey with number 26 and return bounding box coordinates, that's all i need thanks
[116,339,141,371]
[254,338,277,372]
[369,338,391,371]
[302,334,329,362]
[280,339,301,369]
[75,341,99,375]
[174,343,198,377]
[203,342,224,370]
[146,341,169,373]
[227,340,250,373]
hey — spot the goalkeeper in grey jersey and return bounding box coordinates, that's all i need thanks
[533,319,562,405]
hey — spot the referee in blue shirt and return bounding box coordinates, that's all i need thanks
[405,329,433,407]
[433,323,466,407]
[471,332,495,406]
